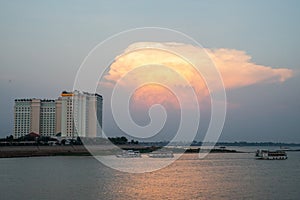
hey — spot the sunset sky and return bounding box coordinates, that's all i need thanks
[0,1,299,142]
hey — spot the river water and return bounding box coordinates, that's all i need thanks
[1,148,300,200]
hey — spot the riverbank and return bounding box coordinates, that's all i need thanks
[0,146,92,158]
[0,145,246,158]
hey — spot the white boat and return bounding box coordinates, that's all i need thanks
[255,149,287,160]
[148,150,174,158]
[116,150,141,158]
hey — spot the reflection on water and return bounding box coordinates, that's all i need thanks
[106,153,300,200]
[1,151,300,200]
[96,154,181,173]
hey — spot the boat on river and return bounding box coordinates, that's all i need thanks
[255,149,287,160]
[148,150,174,158]
[116,150,141,158]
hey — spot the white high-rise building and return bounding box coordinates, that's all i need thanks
[14,99,35,138]
[13,91,103,138]
[14,99,60,138]
[60,91,103,138]
[39,100,56,137]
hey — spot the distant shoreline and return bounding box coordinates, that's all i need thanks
[0,145,243,158]
[1,145,299,159]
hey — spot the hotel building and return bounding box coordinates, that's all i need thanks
[14,99,37,138]
[13,91,103,138]
[39,100,57,137]
[60,91,103,138]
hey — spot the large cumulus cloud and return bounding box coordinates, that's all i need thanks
[102,42,293,108]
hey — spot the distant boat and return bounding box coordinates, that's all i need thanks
[116,150,141,158]
[148,150,174,158]
[255,149,287,160]
[280,146,290,150]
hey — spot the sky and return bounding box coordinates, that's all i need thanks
[0,0,299,142]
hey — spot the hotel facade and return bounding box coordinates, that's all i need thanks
[13,91,103,138]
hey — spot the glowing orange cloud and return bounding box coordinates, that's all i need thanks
[206,48,293,89]
[103,42,293,109]
[131,84,180,110]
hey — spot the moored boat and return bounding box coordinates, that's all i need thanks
[255,149,287,160]
[116,150,141,158]
[148,150,174,158]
